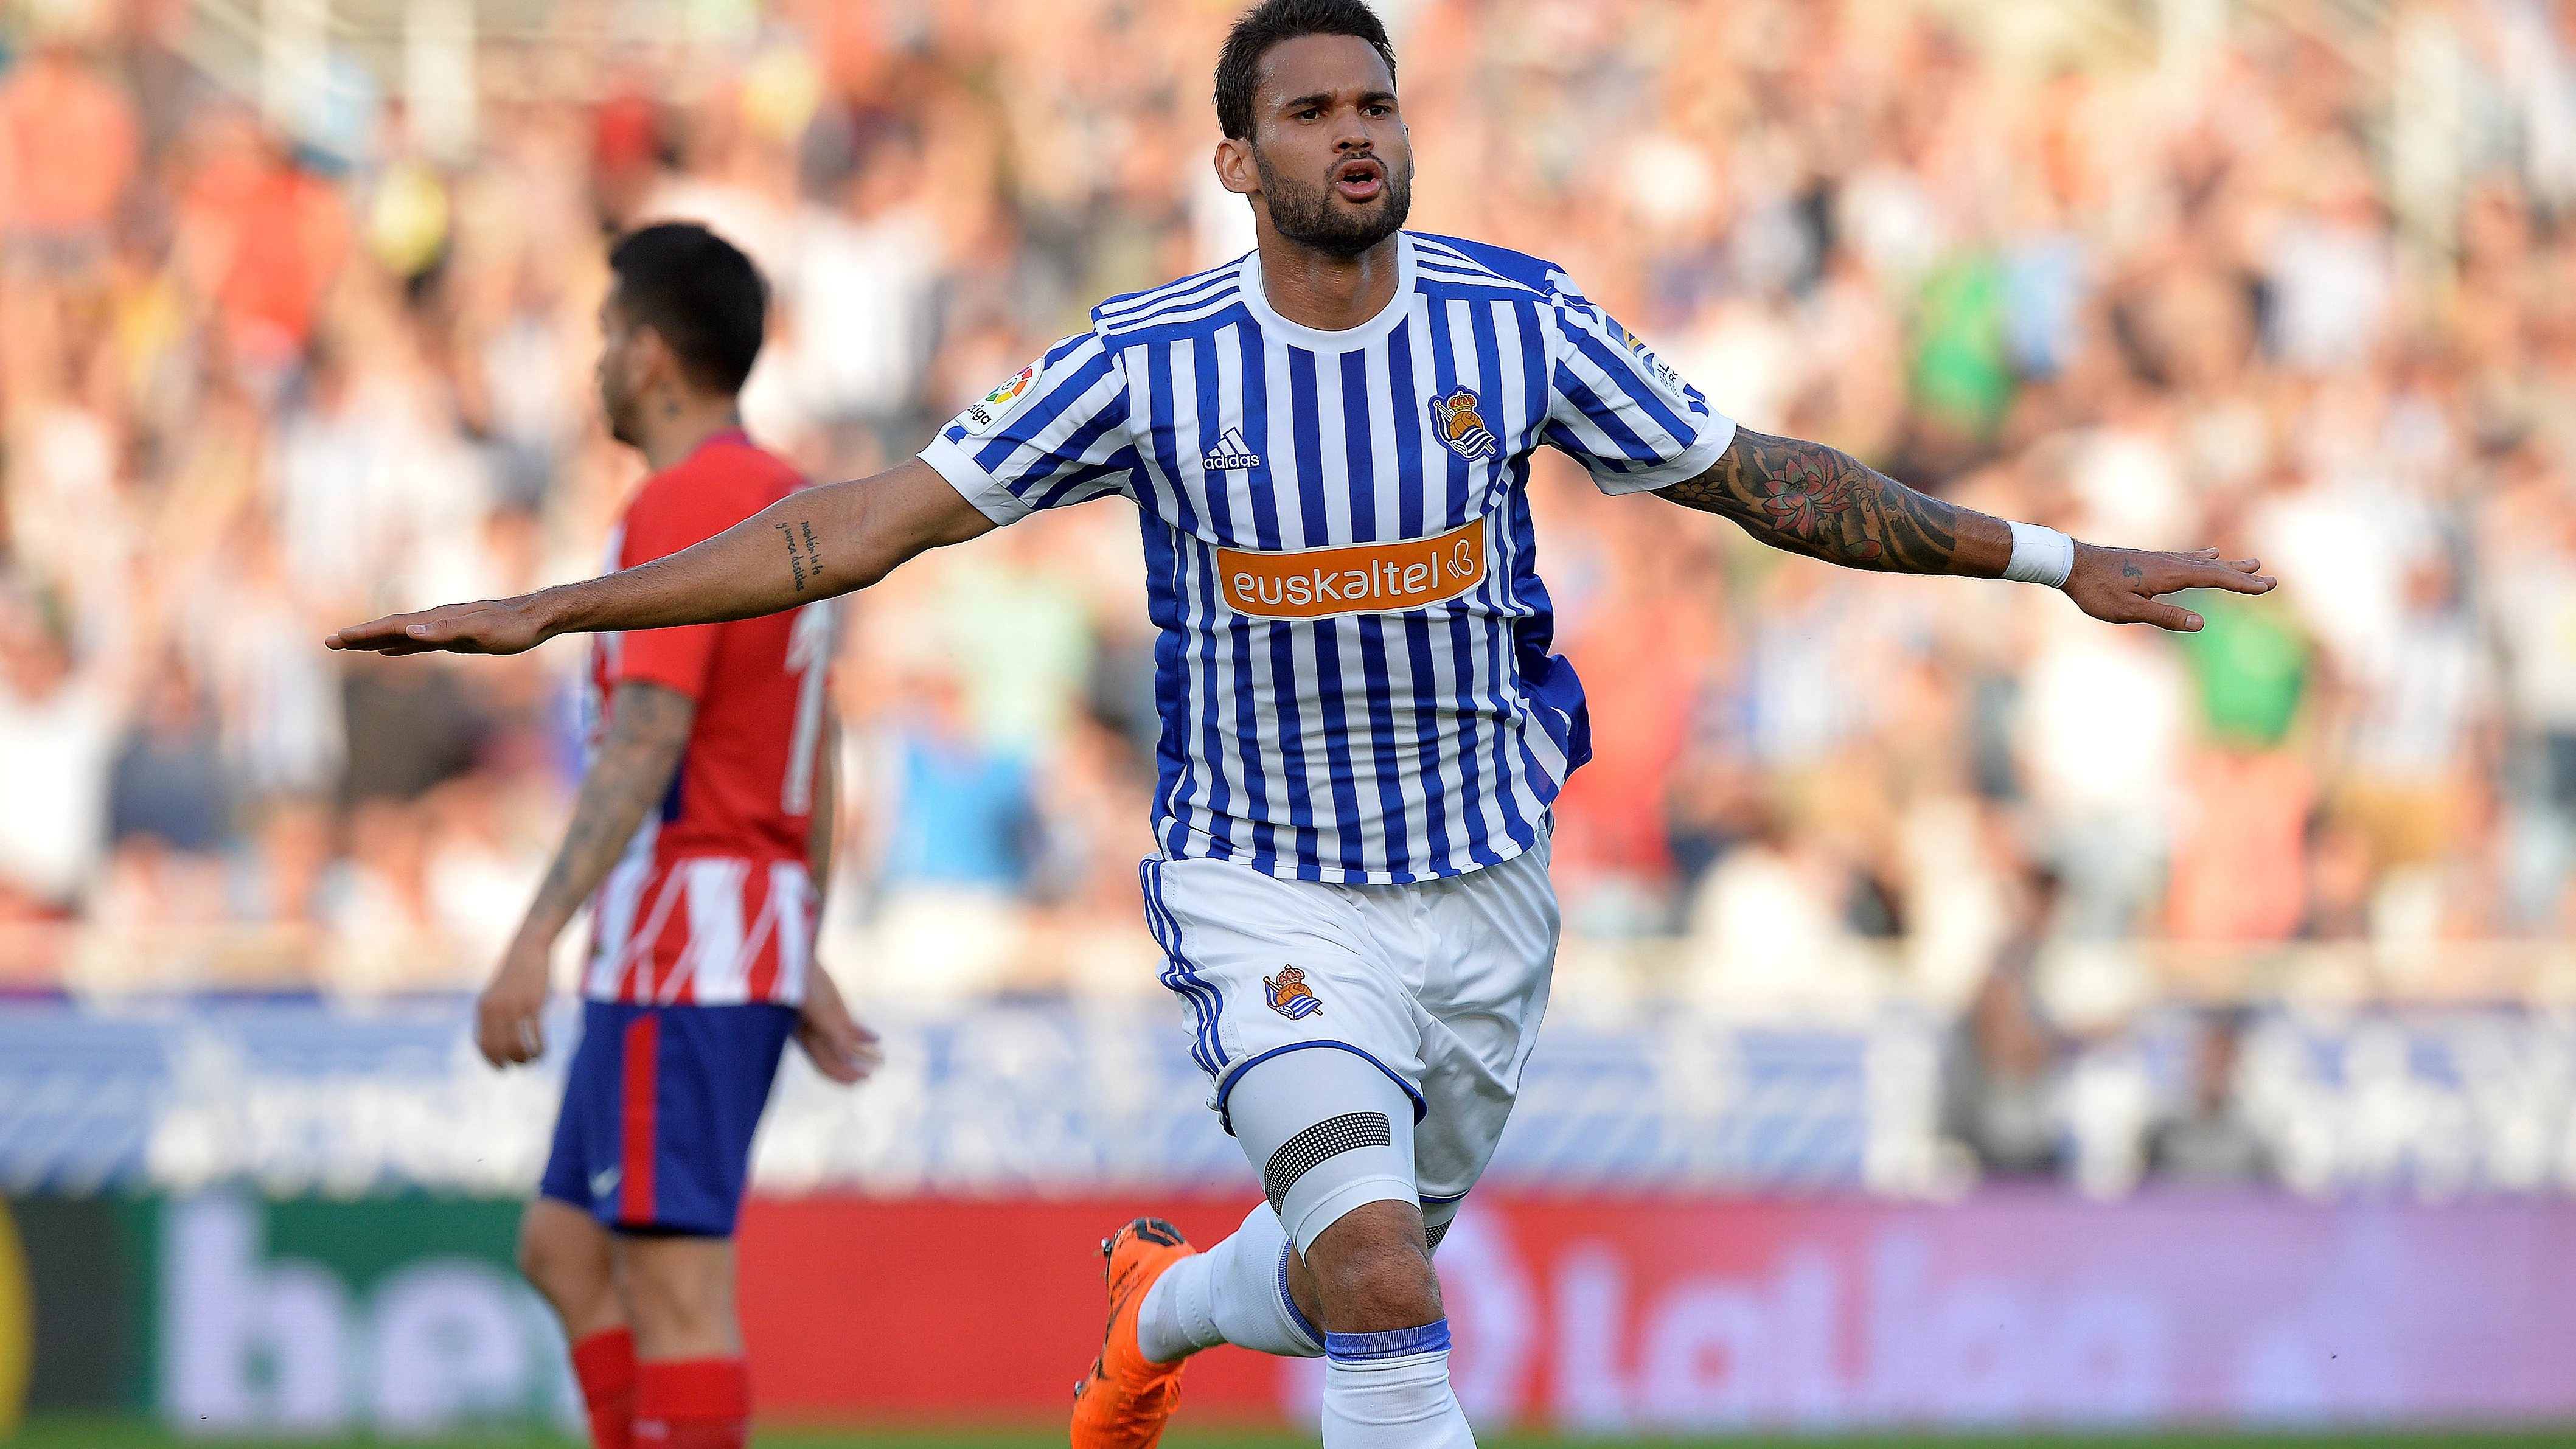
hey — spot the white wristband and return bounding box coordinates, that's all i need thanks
[2003,522,2075,588]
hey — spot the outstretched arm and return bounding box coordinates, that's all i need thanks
[1655,426,2273,630]
[327,458,994,655]
[475,679,695,1066]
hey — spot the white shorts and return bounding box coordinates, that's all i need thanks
[1140,836,1559,1206]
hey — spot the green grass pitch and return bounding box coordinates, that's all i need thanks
[12,1415,2576,1449]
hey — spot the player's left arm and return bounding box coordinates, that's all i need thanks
[475,679,697,1068]
[1652,426,2275,631]
[793,709,882,1085]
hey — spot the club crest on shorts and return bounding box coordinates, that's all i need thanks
[1430,387,1499,462]
[1264,965,1323,1020]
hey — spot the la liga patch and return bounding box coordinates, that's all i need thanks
[955,360,1040,437]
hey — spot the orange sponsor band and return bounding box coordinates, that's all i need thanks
[1219,517,1486,620]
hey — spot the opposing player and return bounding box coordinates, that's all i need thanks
[329,5,2274,1444]
[471,222,882,1449]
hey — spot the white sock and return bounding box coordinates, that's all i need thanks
[1321,1322,1475,1447]
[1136,1201,1323,1362]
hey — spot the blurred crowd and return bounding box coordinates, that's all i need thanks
[0,0,2572,1082]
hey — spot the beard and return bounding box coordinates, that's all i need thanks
[600,379,642,448]
[1255,147,1411,257]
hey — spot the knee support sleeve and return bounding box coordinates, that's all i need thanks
[1419,1197,1459,1254]
[1224,1046,1419,1256]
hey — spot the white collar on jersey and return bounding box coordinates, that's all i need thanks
[1237,230,1420,352]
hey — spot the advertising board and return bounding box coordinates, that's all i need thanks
[733,1192,2576,1430]
[13,1190,2576,1433]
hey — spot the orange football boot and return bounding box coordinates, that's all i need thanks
[1070,1217,1196,1447]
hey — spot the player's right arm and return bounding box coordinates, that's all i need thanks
[327,459,994,656]
[475,679,696,1067]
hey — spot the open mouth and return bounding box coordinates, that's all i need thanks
[1333,157,1385,203]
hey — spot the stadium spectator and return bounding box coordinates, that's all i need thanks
[173,102,349,379]
[1942,868,2069,1177]
[2145,1008,2275,1186]
[2167,593,2315,942]
[850,667,1040,1001]
[0,0,2566,1018]
[105,649,231,855]
[0,30,139,251]
[774,125,941,479]
[0,580,119,919]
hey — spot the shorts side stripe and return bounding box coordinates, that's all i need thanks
[1143,859,1219,1073]
[1140,859,1226,1074]
[1154,859,1226,1071]
[618,1012,660,1225]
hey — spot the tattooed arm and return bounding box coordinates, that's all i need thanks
[327,458,994,656]
[1655,427,2274,631]
[473,680,695,1067]
[1655,426,2008,575]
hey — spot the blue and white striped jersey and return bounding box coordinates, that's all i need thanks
[920,231,1733,884]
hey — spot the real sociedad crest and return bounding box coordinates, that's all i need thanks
[1429,387,1499,462]
[1264,965,1323,1020]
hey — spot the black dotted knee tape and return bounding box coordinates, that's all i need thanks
[1262,1111,1394,1214]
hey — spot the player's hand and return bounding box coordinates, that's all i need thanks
[795,971,884,1086]
[475,939,554,1068]
[2061,543,2275,631]
[327,594,549,656]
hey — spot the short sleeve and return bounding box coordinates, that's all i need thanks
[1541,288,1735,495]
[605,480,733,700]
[919,331,1141,525]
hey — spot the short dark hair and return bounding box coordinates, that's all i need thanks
[605,221,768,395]
[1214,0,1398,142]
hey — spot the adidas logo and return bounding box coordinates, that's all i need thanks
[1202,426,1261,473]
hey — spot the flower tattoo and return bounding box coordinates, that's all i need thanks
[1756,462,1881,560]
[1655,427,1960,573]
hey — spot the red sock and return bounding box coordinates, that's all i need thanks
[633,1357,751,1449]
[569,1328,636,1449]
